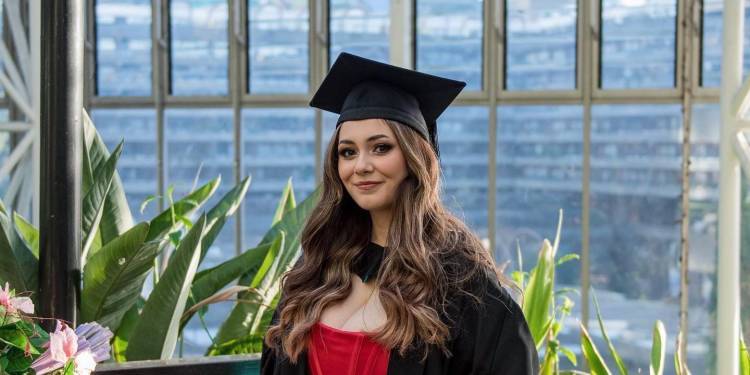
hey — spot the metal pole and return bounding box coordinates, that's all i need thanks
[38,0,84,328]
[717,0,742,374]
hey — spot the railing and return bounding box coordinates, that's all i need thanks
[93,354,261,375]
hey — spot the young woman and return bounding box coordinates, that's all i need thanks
[261,53,539,375]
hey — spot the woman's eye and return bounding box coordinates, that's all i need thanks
[374,144,392,153]
[338,149,355,157]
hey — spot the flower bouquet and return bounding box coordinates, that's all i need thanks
[0,283,112,375]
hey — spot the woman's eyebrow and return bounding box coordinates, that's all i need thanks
[338,134,390,145]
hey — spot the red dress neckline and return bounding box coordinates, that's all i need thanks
[308,321,390,375]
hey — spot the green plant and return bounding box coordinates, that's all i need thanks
[0,109,318,362]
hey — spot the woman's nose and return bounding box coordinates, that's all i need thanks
[354,154,373,175]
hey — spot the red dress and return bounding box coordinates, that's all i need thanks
[307,321,390,375]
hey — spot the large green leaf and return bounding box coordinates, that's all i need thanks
[82,141,123,261]
[271,178,295,226]
[80,223,159,331]
[183,240,274,328]
[12,213,38,258]
[523,238,555,348]
[112,298,144,363]
[198,177,251,262]
[82,109,134,246]
[592,292,628,375]
[210,232,284,351]
[146,177,220,242]
[580,323,612,375]
[126,215,207,361]
[650,321,666,375]
[0,210,37,294]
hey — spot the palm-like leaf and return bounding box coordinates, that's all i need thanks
[523,238,555,348]
[80,222,160,331]
[182,240,274,328]
[0,208,37,294]
[82,141,123,261]
[12,213,38,258]
[580,323,612,375]
[145,178,220,242]
[82,109,134,246]
[209,186,319,351]
[649,321,666,375]
[592,291,628,375]
[126,215,207,361]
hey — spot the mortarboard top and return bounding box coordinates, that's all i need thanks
[309,52,466,157]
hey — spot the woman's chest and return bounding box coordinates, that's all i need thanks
[318,276,387,332]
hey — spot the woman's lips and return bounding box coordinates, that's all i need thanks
[355,182,382,191]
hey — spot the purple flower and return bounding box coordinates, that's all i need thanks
[30,320,113,375]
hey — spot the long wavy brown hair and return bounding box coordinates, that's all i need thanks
[264,119,514,363]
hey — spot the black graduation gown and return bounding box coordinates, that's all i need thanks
[260,244,540,375]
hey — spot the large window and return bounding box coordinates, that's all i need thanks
[242,108,316,248]
[505,0,577,90]
[84,0,731,367]
[329,0,390,65]
[438,106,489,239]
[590,104,683,371]
[91,109,158,222]
[248,0,309,94]
[95,0,152,96]
[417,0,483,90]
[170,0,229,95]
[600,0,677,89]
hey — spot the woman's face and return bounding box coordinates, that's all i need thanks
[337,118,408,213]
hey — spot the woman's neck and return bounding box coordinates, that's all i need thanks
[369,209,391,247]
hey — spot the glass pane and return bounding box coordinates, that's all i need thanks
[496,105,582,367]
[165,108,234,356]
[91,109,157,223]
[242,108,316,248]
[248,0,309,94]
[170,0,228,95]
[438,106,488,244]
[505,0,577,90]
[96,0,152,96]
[496,105,582,276]
[591,104,682,371]
[688,104,718,374]
[329,0,390,65]
[700,0,750,86]
[600,0,677,89]
[416,0,483,90]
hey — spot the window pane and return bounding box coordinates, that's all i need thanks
[329,0,390,65]
[417,0,483,90]
[248,0,309,94]
[591,104,682,371]
[165,108,234,356]
[91,109,157,223]
[688,104,718,374]
[96,0,152,96]
[505,0,577,90]
[242,108,316,248]
[170,0,228,95]
[700,0,750,86]
[496,105,582,277]
[496,105,582,366]
[438,106,488,243]
[600,0,676,89]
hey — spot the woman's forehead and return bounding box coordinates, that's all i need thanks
[338,119,394,141]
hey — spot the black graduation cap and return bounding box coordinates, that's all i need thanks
[309,52,466,157]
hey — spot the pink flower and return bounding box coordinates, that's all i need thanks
[0,282,34,315]
[30,320,112,375]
